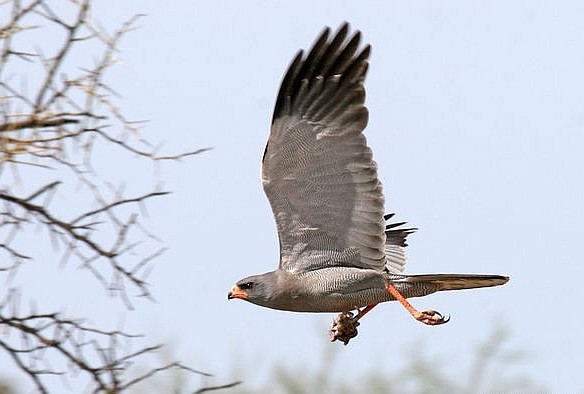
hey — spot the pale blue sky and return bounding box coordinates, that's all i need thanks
[3,0,584,392]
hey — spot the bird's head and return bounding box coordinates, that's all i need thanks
[228,272,279,307]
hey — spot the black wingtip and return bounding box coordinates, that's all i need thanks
[384,214,417,247]
[337,21,350,35]
[271,22,369,122]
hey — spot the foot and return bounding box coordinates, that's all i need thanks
[386,283,451,326]
[329,311,360,345]
[413,309,450,325]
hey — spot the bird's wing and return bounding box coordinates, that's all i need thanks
[262,23,387,273]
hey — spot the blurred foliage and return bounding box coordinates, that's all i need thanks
[0,378,14,394]
[98,324,547,394]
[228,325,546,394]
[0,325,547,394]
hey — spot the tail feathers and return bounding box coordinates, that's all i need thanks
[404,274,509,291]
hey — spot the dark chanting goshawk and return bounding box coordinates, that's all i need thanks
[228,23,509,345]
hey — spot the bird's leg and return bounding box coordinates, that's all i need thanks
[386,283,450,325]
[353,304,377,321]
[329,304,378,345]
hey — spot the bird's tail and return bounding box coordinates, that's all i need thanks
[402,273,509,291]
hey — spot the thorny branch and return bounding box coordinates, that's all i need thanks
[0,0,214,392]
[0,308,210,394]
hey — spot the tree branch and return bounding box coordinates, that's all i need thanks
[0,1,215,392]
[0,117,79,132]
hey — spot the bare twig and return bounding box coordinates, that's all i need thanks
[0,117,79,132]
[194,381,244,394]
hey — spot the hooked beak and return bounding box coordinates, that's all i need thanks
[228,285,248,300]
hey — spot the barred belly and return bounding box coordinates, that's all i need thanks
[270,269,442,313]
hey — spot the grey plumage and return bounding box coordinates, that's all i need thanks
[229,23,508,323]
[263,23,386,274]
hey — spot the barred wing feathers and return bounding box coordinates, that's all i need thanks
[262,23,391,273]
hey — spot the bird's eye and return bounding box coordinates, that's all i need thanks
[239,282,254,290]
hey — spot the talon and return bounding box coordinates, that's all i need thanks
[329,311,360,345]
[414,309,450,325]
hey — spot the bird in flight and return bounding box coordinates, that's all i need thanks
[228,23,509,345]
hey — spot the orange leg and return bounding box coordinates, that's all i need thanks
[386,283,450,325]
[353,304,378,321]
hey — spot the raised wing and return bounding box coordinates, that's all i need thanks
[262,23,388,273]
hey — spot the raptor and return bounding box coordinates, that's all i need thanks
[228,23,509,345]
